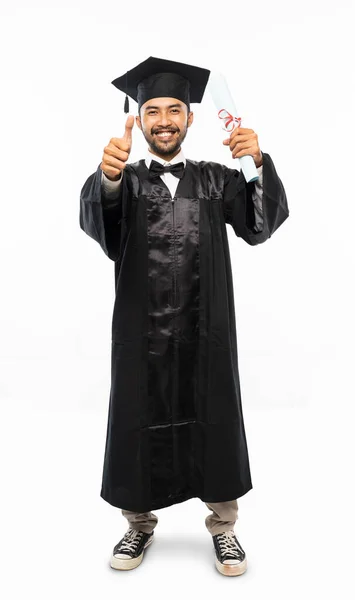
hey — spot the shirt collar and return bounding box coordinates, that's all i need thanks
[145,147,186,169]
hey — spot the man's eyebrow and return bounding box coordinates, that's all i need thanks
[144,103,183,110]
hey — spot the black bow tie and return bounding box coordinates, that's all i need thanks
[149,160,185,180]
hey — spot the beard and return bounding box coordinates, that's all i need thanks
[142,121,188,157]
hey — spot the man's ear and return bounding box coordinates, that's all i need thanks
[136,114,142,131]
[187,111,194,128]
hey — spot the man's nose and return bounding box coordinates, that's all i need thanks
[157,113,172,126]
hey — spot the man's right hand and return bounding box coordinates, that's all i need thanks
[100,115,134,181]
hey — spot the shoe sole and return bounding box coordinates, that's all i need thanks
[215,557,248,577]
[110,535,154,571]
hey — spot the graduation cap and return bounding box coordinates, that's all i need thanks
[111,56,211,114]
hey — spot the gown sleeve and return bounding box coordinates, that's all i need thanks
[222,151,289,245]
[249,165,264,233]
[79,164,132,262]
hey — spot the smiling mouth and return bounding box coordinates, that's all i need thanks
[153,131,177,140]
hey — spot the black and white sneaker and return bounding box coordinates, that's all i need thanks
[110,528,154,571]
[212,529,247,576]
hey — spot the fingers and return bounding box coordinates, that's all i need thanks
[223,138,256,155]
[233,127,254,134]
[222,128,259,159]
[223,130,256,146]
[109,137,131,153]
[100,162,123,181]
[123,115,135,142]
[101,136,131,179]
[104,142,129,163]
[101,118,134,180]
[100,151,127,180]
[107,115,134,156]
[102,153,128,172]
[231,142,256,159]
[223,135,251,146]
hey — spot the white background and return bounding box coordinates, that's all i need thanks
[1,0,354,597]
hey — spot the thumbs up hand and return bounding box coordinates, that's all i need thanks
[100,115,135,181]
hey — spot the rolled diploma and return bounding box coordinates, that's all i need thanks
[208,71,259,183]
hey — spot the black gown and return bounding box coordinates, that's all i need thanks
[79,151,289,512]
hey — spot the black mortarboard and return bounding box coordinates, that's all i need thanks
[111,56,210,114]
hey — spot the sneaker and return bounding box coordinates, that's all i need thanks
[212,529,247,576]
[110,527,154,571]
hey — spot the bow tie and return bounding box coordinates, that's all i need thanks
[149,160,185,180]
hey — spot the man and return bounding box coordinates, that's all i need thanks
[79,56,289,576]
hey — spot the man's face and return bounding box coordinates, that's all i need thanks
[136,97,194,159]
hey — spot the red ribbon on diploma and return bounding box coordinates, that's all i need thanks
[218,109,242,132]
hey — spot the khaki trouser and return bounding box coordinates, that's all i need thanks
[122,500,238,536]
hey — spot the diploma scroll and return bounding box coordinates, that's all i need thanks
[208,71,259,183]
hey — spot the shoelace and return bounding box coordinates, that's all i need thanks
[216,530,244,560]
[119,528,144,553]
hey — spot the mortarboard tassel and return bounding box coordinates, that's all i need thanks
[124,71,129,113]
[124,94,129,113]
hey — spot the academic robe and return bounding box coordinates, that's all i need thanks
[79,151,289,512]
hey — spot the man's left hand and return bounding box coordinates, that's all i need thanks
[223,127,263,168]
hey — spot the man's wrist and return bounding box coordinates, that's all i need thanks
[254,152,263,169]
[103,171,122,182]
[101,169,123,197]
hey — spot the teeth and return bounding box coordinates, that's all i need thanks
[156,132,175,137]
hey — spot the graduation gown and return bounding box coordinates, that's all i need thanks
[79,151,289,512]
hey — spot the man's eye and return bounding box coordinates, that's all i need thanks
[148,111,157,115]
[171,109,179,113]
